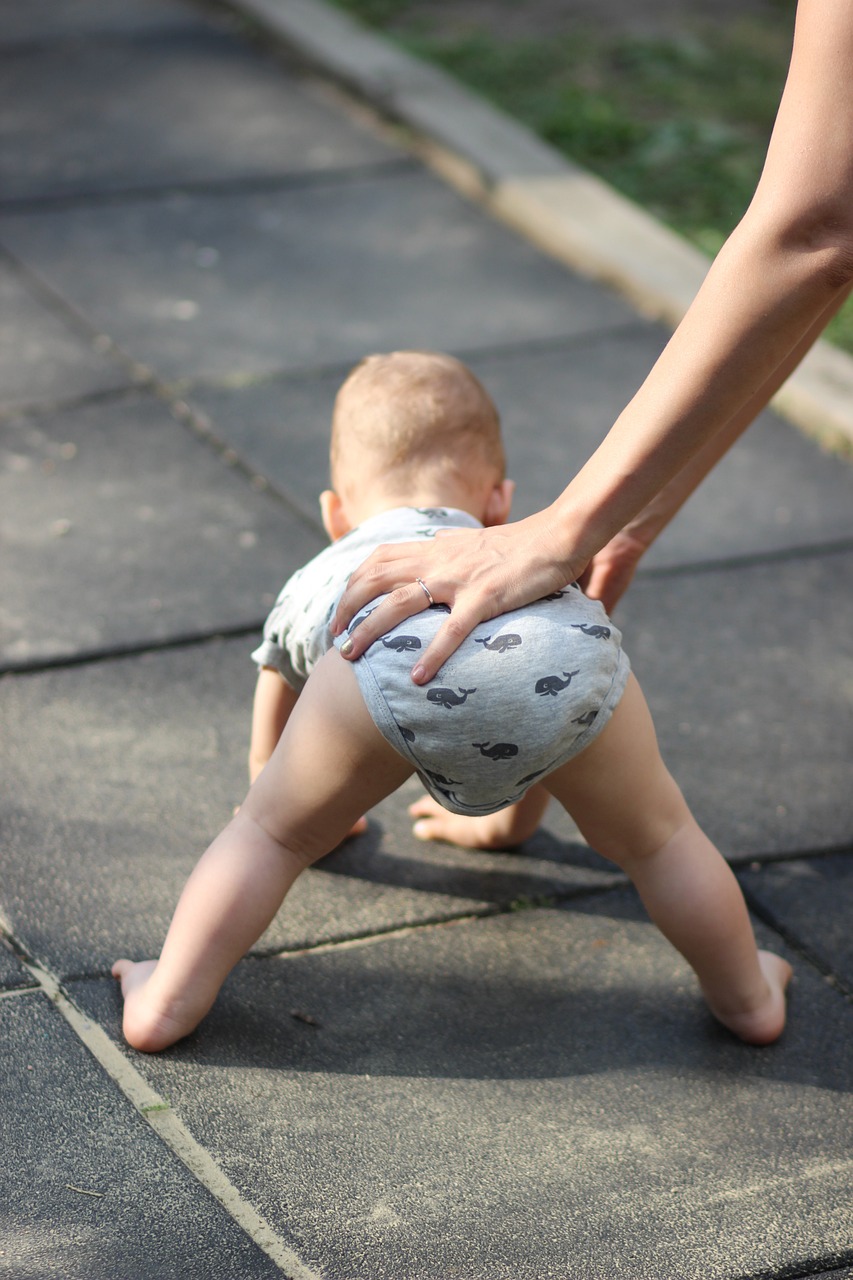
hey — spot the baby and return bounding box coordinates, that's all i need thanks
[113,350,790,1051]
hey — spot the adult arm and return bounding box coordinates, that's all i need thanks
[334,0,853,680]
[582,284,852,610]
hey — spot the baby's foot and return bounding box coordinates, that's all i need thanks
[707,951,792,1045]
[111,958,201,1053]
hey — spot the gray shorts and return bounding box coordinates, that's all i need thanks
[335,585,630,816]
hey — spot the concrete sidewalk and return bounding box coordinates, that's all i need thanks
[1,1,851,1276]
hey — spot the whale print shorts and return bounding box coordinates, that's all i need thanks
[335,584,631,816]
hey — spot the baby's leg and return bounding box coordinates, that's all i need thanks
[113,650,412,1051]
[544,674,791,1044]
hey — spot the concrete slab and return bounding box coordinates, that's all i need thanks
[0,171,637,383]
[616,550,853,859]
[0,638,616,980]
[0,262,129,414]
[186,332,853,566]
[0,0,204,43]
[740,852,853,992]
[75,894,853,1280]
[0,391,322,669]
[0,991,283,1279]
[0,24,398,203]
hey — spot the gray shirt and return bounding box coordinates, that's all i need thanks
[251,506,480,691]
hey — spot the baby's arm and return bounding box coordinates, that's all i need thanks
[249,667,299,784]
[409,785,550,850]
[249,666,368,835]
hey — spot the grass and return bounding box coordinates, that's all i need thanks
[330,1,853,354]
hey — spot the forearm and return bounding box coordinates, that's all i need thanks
[551,0,853,570]
[554,234,852,572]
[249,668,299,783]
[614,286,852,552]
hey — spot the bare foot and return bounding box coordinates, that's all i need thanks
[112,958,204,1053]
[706,951,792,1045]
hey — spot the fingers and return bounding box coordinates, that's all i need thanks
[407,606,483,684]
[337,579,433,662]
[332,541,429,640]
[408,795,466,844]
[582,555,637,613]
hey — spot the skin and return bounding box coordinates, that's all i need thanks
[332,0,853,676]
[113,659,790,1053]
[113,440,790,1052]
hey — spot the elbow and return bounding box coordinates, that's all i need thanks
[777,206,853,292]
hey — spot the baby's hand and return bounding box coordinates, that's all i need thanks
[409,795,526,850]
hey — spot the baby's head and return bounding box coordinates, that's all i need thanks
[321,350,513,539]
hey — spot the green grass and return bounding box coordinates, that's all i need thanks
[331,1,853,354]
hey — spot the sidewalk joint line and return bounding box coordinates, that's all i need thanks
[0,382,140,426]
[636,536,853,582]
[161,320,653,399]
[0,622,267,677]
[739,889,853,1003]
[11,945,325,1280]
[0,157,418,217]
[0,985,40,1000]
[248,878,629,961]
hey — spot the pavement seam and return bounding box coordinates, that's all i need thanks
[218,0,853,457]
[740,889,853,1003]
[0,621,267,677]
[14,949,324,1280]
[0,155,417,215]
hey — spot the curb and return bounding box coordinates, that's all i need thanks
[226,0,853,454]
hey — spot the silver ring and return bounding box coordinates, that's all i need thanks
[415,577,435,606]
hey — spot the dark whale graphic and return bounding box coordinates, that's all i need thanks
[431,784,466,808]
[571,623,611,640]
[572,709,598,727]
[516,759,558,787]
[474,633,522,653]
[427,687,476,708]
[349,608,376,633]
[398,725,416,743]
[382,635,422,652]
[539,590,568,602]
[472,741,519,760]
[424,768,461,787]
[415,508,449,519]
[535,670,580,697]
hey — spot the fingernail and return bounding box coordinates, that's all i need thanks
[411,664,426,683]
[340,637,354,657]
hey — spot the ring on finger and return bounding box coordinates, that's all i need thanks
[414,577,435,606]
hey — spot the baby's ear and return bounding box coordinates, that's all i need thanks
[319,490,352,541]
[483,478,515,527]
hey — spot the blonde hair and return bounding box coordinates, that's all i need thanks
[330,350,504,497]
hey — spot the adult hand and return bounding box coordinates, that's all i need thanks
[332,508,574,683]
[578,528,649,613]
